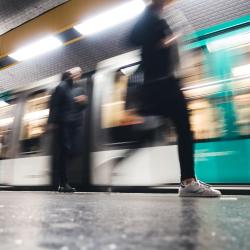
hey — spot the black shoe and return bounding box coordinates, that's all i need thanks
[58,183,76,193]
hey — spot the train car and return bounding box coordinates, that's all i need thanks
[0,75,92,189]
[90,22,250,188]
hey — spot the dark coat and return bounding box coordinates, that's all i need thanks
[48,79,87,127]
[129,6,179,80]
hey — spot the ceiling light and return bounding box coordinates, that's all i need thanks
[74,0,146,36]
[207,31,250,52]
[9,36,63,61]
[233,64,250,77]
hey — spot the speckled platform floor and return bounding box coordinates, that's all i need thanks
[0,192,249,250]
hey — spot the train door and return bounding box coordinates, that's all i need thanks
[66,75,93,189]
[15,89,51,186]
[0,92,18,185]
[184,28,250,183]
[0,72,93,189]
[13,75,92,189]
[47,74,92,190]
[91,51,181,187]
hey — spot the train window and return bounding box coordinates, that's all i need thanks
[184,79,250,141]
[183,39,250,140]
[233,74,250,137]
[229,39,250,137]
[181,47,224,140]
[19,91,50,155]
[187,98,224,140]
[0,100,16,159]
[234,93,250,136]
[181,48,208,87]
[102,66,144,129]
[100,65,178,147]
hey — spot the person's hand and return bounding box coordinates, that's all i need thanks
[158,33,181,48]
[74,95,88,104]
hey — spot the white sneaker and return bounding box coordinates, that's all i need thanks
[178,180,221,197]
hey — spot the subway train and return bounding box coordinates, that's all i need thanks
[0,20,249,190]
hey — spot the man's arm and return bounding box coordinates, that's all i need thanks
[74,85,88,110]
[158,32,181,48]
[74,95,88,105]
[48,85,63,127]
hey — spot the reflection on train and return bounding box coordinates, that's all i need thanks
[0,22,250,188]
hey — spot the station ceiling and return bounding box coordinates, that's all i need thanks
[0,0,124,58]
[0,0,68,35]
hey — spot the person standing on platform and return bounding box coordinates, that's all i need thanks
[129,0,221,197]
[48,67,88,192]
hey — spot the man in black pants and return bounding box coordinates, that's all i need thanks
[48,67,88,192]
[129,0,221,197]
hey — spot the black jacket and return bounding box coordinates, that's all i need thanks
[48,79,87,126]
[129,6,179,80]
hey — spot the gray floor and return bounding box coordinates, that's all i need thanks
[0,192,249,250]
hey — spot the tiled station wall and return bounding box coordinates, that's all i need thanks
[0,0,249,91]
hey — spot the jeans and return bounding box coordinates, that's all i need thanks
[141,77,195,181]
[53,124,83,186]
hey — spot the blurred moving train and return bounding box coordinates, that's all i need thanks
[0,17,250,189]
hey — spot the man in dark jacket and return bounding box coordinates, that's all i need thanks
[129,0,221,197]
[48,67,88,192]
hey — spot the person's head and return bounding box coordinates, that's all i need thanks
[151,0,175,11]
[70,67,82,81]
[63,67,83,82]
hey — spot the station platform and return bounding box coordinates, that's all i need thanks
[0,192,249,250]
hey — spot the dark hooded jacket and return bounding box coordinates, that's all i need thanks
[48,79,87,127]
[129,6,179,81]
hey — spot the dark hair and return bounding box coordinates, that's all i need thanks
[61,71,71,81]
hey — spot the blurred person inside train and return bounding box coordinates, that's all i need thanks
[48,67,88,192]
[128,0,221,197]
